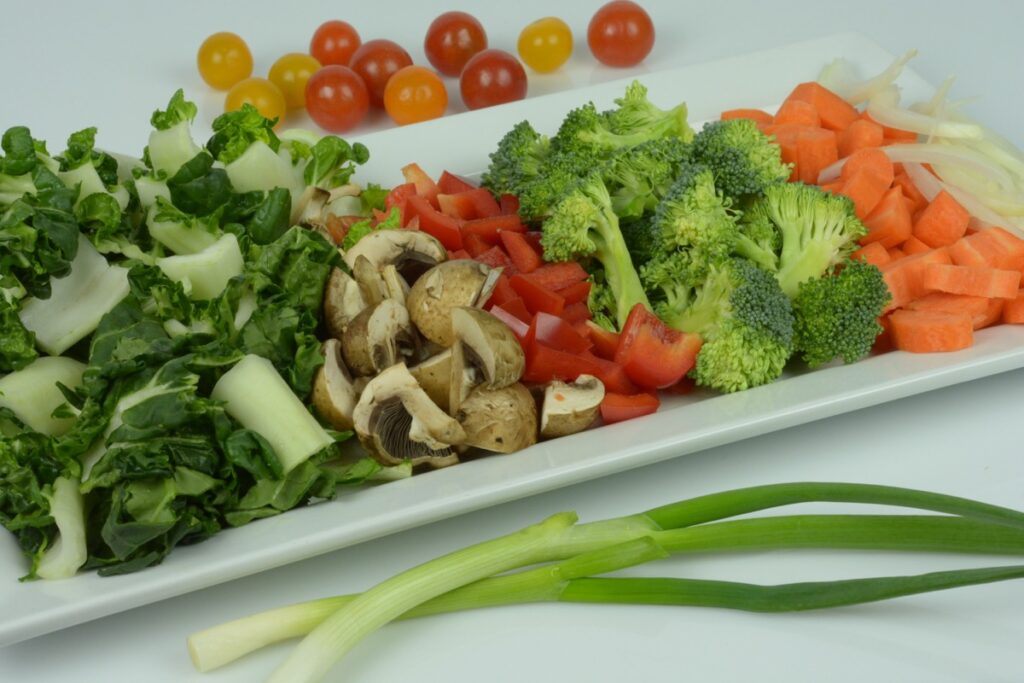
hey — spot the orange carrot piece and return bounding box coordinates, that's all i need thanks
[721,108,773,124]
[890,309,974,353]
[838,118,884,158]
[922,263,1022,299]
[861,186,912,248]
[887,247,906,261]
[840,148,895,186]
[861,112,919,144]
[1003,289,1024,323]
[840,168,892,220]
[979,298,1005,329]
[852,241,891,267]
[892,173,928,213]
[872,313,894,354]
[773,99,821,128]
[795,127,838,184]
[949,236,992,268]
[906,293,999,330]
[881,247,952,311]
[975,227,1024,271]
[819,180,844,194]
[763,123,801,182]
[913,190,970,248]
[786,82,859,131]
[902,235,932,255]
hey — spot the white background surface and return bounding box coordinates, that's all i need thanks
[3,1,1024,681]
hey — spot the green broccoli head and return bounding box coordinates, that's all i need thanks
[640,249,700,322]
[481,120,551,197]
[792,259,891,368]
[691,119,791,200]
[652,160,739,268]
[620,214,661,269]
[603,81,694,143]
[734,201,781,272]
[516,152,592,222]
[604,137,691,218]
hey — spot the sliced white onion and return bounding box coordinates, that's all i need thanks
[818,49,919,105]
[902,162,942,201]
[880,143,1016,190]
[817,157,848,185]
[866,99,983,141]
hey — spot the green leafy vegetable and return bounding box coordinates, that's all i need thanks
[302,136,370,188]
[341,206,400,251]
[150,89,199,131]
[207,104,281,165]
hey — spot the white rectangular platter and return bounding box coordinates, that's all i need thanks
[5,31,1024,647]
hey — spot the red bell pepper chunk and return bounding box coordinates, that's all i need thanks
[561,302,592,324]
[462,215,526,243]
[555,280,592,306]
[406,194,463,251]
[600,392,661,424]
[490,304,531,340]
[448,249,471,260]
[522,231,544,255]
[499,193,520,216]
[525,261,589,291]
[501,297,532,324]
[501,231,543,273]
[614,303,702,390]
[530,312,592,354]
[584,321,621,360]
[437,170,478,194]
[462,232,491,258]
[475,246,516,274]
[438,189,501,220]
[523,338,601,384]
[385,182,417,226]
[485,273,517,308]
[510,274,565,316]
[584,354,639,394]
[401,162,439,208]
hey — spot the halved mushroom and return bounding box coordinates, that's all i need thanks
[295,186,330,228]
[409,349,452,413]
[341,298,419,376]
[540,375,605,439]
[351,254,389,306]
[353,363,464,468]
[323,268,367,338]
[381,264,410,304]
[311,339,359,431]
[455,383,537,453]
[449,306,525,412]
[342,229,446,285]
[407,260,493,347]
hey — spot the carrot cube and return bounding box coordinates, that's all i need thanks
[890,309,974,353]
[861,186,912,248]
[913,191,970,248]
[785,82,860,131]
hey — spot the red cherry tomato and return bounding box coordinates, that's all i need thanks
[459,49,528,111]
[350,39,413,108]
[309,20,362,66]
[587,0,655,67]
[424,11,488,77]
[305,65,369,133]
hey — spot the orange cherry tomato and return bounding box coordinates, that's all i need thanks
[423,11,487,77]
[517,17,573,73]
[350,39,413,108]
[310,20,362,66]
[587,0,655,67]
[383,65,448,125]
[197,32,253,90]
[268,53,322,110]
[224,77,287,124]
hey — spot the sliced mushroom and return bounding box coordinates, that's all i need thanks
[407,260,493,347]
[323,268,367,338]
[342,229,446,285]
[540,375,605,439]
[311,339,359,431]
[327,183,361,201]
[455,383,537,453]
[449,306,525,412]
[295,186,330,228]
[352,254,389,306]
[341,299,419,376]
[409,349,452,413]
[381,264,410,304]
[353,363,464,468]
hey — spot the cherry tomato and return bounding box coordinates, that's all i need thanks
[587,0,655,67]
[309,20,362,66]
[268,53,322,110]
[305,66,369,133]
[224,78,287,124]
[517,17,573,73]
[383,65,448,125]
[459,49,528,111]
[197,32,253,90]
[350,39,413,108]
[423,11,487,77]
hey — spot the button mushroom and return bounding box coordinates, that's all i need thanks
[407,260,494,347]
[342,229,446,286]
[455,383,537,453]
[540,375,605,439]
[353,363,465,468]
[341,298,419,377]
[323,268,367,339]
[311,339,359,431]
[409,349,452,413]
[449,306,525,412]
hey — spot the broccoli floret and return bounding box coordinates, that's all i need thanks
[540,173,650,329]
[792,259,891,368]
[481,121,551,197]
[652,258,793,393]
[691,119,791,200]
[734,201,781,272]
[553,99,683,159]
[603,81,694,143]
[750,182,868,298]
[640,250,701,325]
[603,137,690,218]
[620,214,661,269]
[516,153,593,223]
[587,277,618,331]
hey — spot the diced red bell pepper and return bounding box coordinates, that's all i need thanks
[585,321,621,360]
[555,280,592,306]
[501,231,543,273]
[385,182,417,226]
[438,188,502,220]
[614,304,702,390]
[663,376,698,395]
[522,231,544,255]
[463,232,491,258]
[561,302,592,324]
[499,193,520,216]
[530,312,592,354]
[462,215,526,243]
[600,392,661,424]
[475,246,516,273]
[526,262,590,291]
[437,170,477,194]
[486,274,518,308]
[447,249,471,260]
[584,354,639,394]
[489,304,531,340]
[401,162,440,208]
[523,338,600,384]
[405,194,463,251]
[500,297,532,324]
[510,274,565,316]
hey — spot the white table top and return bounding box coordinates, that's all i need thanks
[3,1,1024,681]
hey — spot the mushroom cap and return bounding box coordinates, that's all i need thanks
[407,260,493,347]
[342,229,446,284]
[341,298,418,377]
[311,339,359,431]
[323,267,367,339]
[449,306,525,411]
[540,374,605,439]
[455,383,537,454]
[353,363,464,468]
[409,349,453,414]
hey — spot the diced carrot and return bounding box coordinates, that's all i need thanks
[948,236,992,268]
[872,313,894,354]
[881,247,953,311]
[890,309,973,353]
[795,127,838,184]
[785,82,859,131]
[840,168,892,220]
[861,186,912,248]
[906,293,999,330]
[902,235,932,255]
[976,227,1024,271]
[979,298,1005,329]
[773,99,821,128]
[887,247,906,261]
[838,118,884,158]
[913,191,970,248]
[852,241,891,267]
[892,173,928,213]
[861,112,919,144]
[500,231,543,273]
[764,123,801,181]
[1003,289,1024,323]
[721,108,774,125]
[840,148,895,185]
[819,180,844,194]
[923,263,1021,299]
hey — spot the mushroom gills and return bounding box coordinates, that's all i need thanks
[369,397,458,462]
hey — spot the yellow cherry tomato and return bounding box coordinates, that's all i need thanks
[517,17,573,73]
[225,78,287,125]
[197,32,254,90]
[268,52,322,109]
